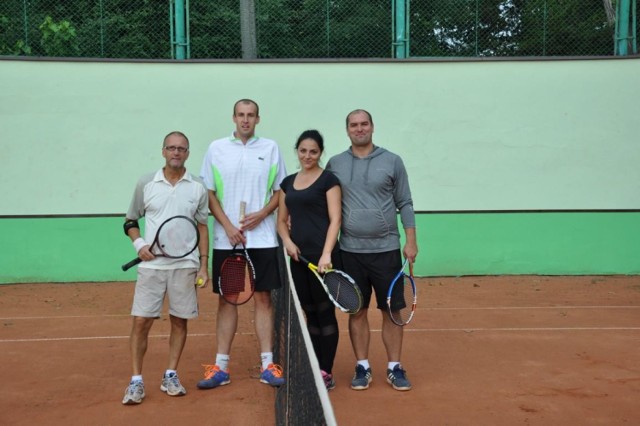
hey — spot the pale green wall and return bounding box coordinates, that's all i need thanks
[1,58,639,215]
[0,58,638,283]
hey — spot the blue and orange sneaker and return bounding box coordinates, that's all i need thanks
[259,363,285,386]
[197,365,231,389]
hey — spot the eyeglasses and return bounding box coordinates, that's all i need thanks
[164,146,188,153]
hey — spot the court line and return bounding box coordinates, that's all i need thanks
[0,332,235,343]
[0,313,217,320]
[425,305,640,311]
[2,327,639,344]
[0,314,131,320]
[1,305,638,321]
[404,327,640,332]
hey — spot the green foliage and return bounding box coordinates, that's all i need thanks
[39,16,80,56]
[0,0,624,59]
[0,14,31,55]
[408,0,615,57]
[189,0,241,58]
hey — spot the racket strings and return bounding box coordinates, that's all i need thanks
[323,272,362,313]
[156,217,199,257]
[219,254,255,306]
[389,274,415,324]
[220,257,250,293]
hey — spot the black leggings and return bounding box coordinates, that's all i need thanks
[289,259,339,373]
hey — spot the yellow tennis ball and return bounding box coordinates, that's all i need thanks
[196,278,204,287]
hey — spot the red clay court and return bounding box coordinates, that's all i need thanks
[1,275,639,425]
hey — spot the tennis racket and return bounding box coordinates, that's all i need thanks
[386,259,417,326]
[218,243,256,305]
[298,255,363,314]
[122,215,199,271]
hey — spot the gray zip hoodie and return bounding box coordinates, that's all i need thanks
[326,145,415,253]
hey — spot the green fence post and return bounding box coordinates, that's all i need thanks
[99,0,105,57]
[615,0,631,55]
[633,0,638,54]
[22,0,29,48]
[171,0,187,60]
[393,0,407,58]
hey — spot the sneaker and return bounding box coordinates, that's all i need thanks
[122,380,145,405]
[161,372,186,396]
[321,370,336,391]
[196,365,231,389]
[386,365,412,391]
[259,363,285,386]
[350,365,372,390]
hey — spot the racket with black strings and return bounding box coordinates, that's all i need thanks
[122,215,199,271]
[298,255,363,314]
[217,202,255,305]
[386,258,417,326]
[218,242,256,305]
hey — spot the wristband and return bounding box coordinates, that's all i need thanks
[133,238,147,253]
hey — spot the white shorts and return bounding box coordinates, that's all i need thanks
[132,268,199,319]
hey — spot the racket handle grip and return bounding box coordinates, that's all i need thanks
[122,257,142,271]
[298,255,310,265]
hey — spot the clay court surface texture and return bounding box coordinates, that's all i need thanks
[1,275,639,425]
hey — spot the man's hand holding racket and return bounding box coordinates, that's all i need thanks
[238,191,280,233]
[136,244,156,262]
[402,228,418,264]
[239,209,268,232]
[224,201,247,246]
[224,223,246,247]
[122,215,200,271]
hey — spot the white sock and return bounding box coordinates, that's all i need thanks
[216,354,230,371]
[131,375,143,383]
[357,359,370,370]
[261,352,273,370]
[388,362,400,371]
[164,369,177,377]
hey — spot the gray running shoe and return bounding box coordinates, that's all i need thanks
[161,372,187,396]
[350,365,372,390]
[122,380,145,405]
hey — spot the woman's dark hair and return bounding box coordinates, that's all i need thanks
[295,129,324,151]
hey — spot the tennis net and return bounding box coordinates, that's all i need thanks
[273,246,337,426]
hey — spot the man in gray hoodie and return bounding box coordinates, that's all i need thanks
[326,109,418,391]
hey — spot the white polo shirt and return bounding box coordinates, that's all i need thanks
[200,133,287,249]
[126,168,209,269]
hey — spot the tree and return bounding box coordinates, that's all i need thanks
[39,16,80,57]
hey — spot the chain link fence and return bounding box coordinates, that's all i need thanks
[0,0,636,59]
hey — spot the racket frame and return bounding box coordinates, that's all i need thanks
[121,215,199,271]
[386,259,417,326]
[298,255,363,314]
